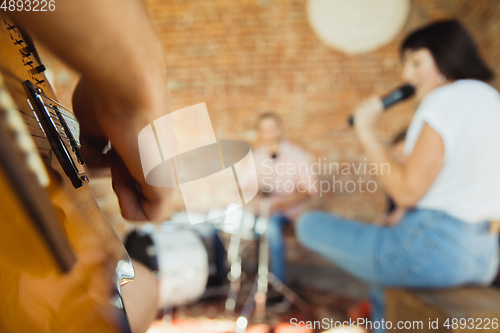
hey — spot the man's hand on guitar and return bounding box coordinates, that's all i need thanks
[73,78,172,221]
[10,0,174,221]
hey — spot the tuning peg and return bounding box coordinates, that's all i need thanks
[21,45,36,57]
[29,65,46,76]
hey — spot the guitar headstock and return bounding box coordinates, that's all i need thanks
[1,15,88,188]
[2,15,49,87]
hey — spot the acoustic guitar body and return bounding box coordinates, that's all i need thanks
[0,14,134,333]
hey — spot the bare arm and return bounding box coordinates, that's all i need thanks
[10,0,166,105]
[354,97,444,208]
[10,1,172,220]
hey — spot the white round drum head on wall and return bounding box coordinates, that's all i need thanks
[307,0,411,54]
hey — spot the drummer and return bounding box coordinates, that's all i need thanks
[241,113,318,290]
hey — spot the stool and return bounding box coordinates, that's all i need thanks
[386,287,500,332]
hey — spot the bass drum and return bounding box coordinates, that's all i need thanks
[125,224,209,310]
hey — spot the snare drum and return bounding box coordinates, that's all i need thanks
[125,224,209,309]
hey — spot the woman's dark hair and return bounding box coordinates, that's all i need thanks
[401,20,494,82]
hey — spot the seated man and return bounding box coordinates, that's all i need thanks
[243,113,317,287]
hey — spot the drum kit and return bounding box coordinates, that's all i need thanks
[124,196,308,331]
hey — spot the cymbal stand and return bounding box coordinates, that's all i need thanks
[225,212,246,314]
[235,196,309,333]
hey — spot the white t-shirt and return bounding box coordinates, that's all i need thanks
[405,79,500,224]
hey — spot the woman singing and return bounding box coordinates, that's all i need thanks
[297,20,500,332]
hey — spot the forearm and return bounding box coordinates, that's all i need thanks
[357,130,414,207]
[10,0,166,114]
[353,97,444,210]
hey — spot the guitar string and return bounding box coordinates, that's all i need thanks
[14,108,75,144]
[41,103,78,123]
[17,108,36,119]
[19,120,37,128]
[20,109,75,145]
[37,91,79,123]
[15,88,80,123]
[19,106,73,142]
[43,106,81,145]
[19,98,79,142]
[4,85,82,168]
[40,100,80,128]
[46,108,78,124]
[31,134,49,140]
[13,92,81,152]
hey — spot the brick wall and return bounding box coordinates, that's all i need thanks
[41,0,500,222]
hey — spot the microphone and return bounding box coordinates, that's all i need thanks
[348,84,415,126]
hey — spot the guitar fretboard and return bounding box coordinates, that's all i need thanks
[0,73,49,187]
[24,81,87,187]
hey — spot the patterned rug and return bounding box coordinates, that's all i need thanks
[146,279,370,333]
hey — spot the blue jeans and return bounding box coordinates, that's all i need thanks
[296,209,499,333]
[268,214,290,283]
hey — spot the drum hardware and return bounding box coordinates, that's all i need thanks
[234,195,310,333]
[219,205,255,314]
[165,200,311,331]
[254,195,271,321]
